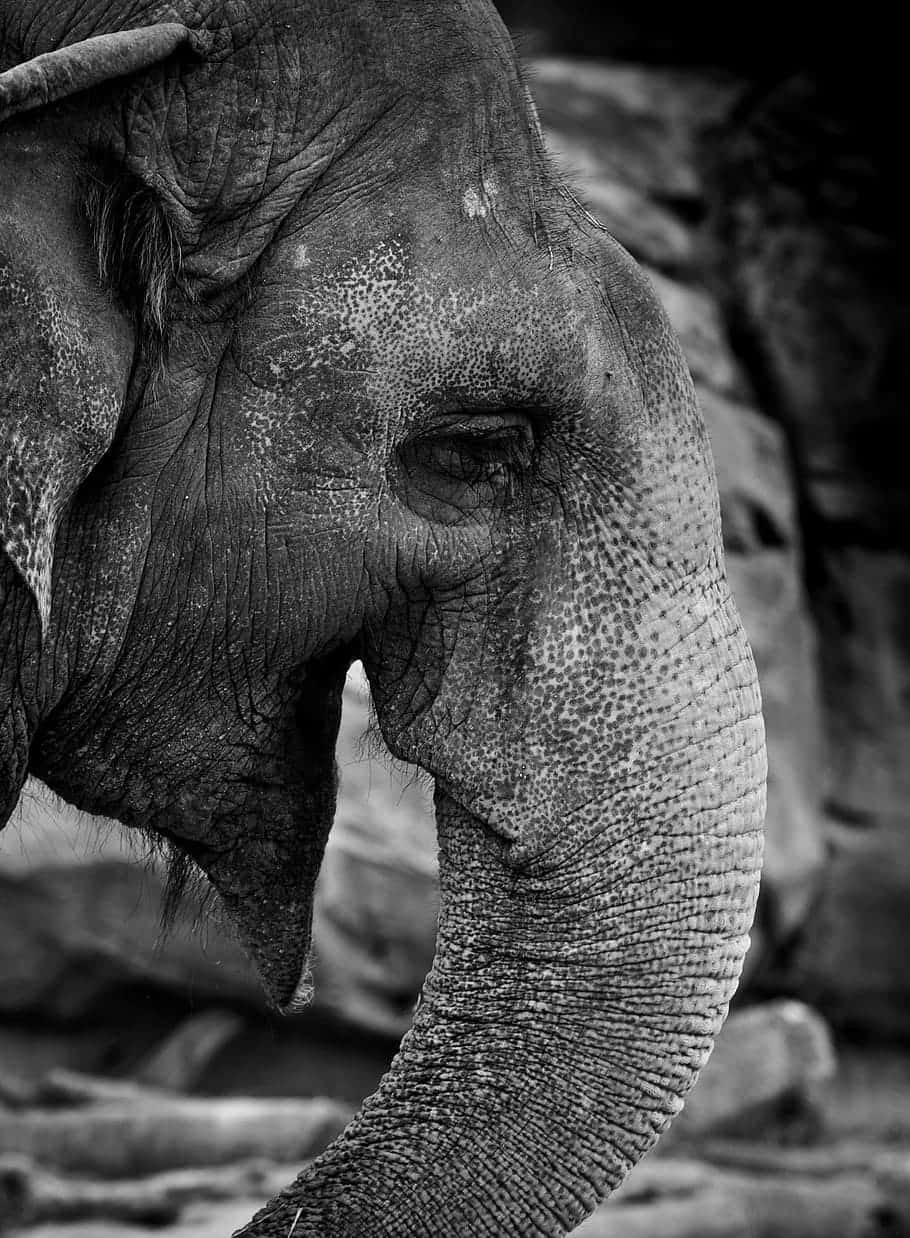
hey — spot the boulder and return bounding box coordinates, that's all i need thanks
[713,74,910,1033]
[529,59,739,207]
[667,1000,835,1143]
[788,550,910,1036]
[712,75,909,544]
[813,550,910,825]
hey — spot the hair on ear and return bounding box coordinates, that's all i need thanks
[82,170,185,340]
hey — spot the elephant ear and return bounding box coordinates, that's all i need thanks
[0,22,204,628]
[0,23,208,123]
[0,139,130,628]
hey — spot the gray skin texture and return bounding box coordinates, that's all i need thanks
[0,2,766,1234]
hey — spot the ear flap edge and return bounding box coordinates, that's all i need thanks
[1,139,134,631]
[0,21,210,124]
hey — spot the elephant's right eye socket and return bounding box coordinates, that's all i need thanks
[399,412,537,519]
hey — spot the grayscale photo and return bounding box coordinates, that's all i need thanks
[1,2,905,1235]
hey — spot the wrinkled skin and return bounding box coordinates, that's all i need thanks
[0,2,765,1234]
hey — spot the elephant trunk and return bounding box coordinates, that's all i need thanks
[240,627,764,1237]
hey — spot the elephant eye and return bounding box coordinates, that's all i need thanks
[400,412,537,518]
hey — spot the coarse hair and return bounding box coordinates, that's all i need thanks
[81,164,184,346]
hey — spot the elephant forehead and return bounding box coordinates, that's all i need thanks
[262,239,578,385]
[233,236,606,454]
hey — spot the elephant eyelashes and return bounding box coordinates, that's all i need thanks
[400,411,537,516]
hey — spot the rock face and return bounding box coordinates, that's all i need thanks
[713,75,910,1033]
[0,54,904,1043]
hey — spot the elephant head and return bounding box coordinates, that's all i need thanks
[0,2,765,1233]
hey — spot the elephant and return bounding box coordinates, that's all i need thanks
[0,2,765,1234]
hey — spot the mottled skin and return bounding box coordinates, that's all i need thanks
[0,2,765,1235]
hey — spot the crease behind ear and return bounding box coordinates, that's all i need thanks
[0,22,210,124]
[1,134,137,630]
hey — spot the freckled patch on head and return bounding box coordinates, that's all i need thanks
[293,244,311,269]
[234,233,595,484]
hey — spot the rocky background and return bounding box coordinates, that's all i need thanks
[2,9,908,1236]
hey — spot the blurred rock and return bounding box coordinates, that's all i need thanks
[792,810,910,1040]
[542,128,694,271]
[699,389,795,551]
[573,1159,891,1238]
[16,1197,265,1238]
[813,550,910,825]
[0,1155,292,1232]
[667,1000,835,1143]
[714,75,910,1033]
[134,1012,245,1093]
[712,75,909,543]
[530,59,738,206]
[0,1079,349,1177]
[0,825,259,1022]
[726,552,825,951]
[497,1,891,74]
[645,268,751,400]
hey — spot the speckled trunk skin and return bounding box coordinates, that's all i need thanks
[1,2,765,1235]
